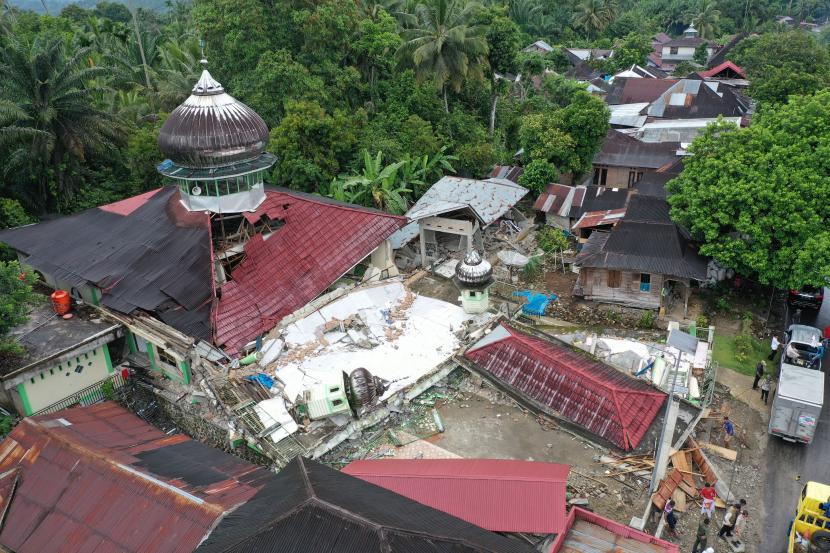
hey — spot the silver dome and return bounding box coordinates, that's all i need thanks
[454,250,494,288]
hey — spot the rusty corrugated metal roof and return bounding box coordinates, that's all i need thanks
[0,402,270,553]
[551,507,680,553]
[342,459,569,534]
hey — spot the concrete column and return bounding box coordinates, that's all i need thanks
[419,224,427,267]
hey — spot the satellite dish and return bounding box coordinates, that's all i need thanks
[191,186,202,196]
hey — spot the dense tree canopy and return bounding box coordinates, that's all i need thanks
[667,93,830,289]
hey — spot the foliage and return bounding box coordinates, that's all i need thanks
[101,379,116,401]
[733,332,753,363]
[692,0,721,39]
[0,261,35,337]
[637,310,655,329]
[605,33,653,72]
[729,31,830,104]
[668,93,830,290]
[693,43,710,65]
[518,159,558,193]
[537,226,569,253]
[335,150,412,214]
[0,198,34,229]
[696,314,709,328]
[522,255,542,280]
[672,60,699,76]
[0,415,14,439]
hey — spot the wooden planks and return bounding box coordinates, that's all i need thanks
[699,442,738,461]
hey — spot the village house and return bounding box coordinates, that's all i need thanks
[659,25,716,68]
[573,193,708,314]
[587,130,681,188]
[0,402,536,553]
[534,184,630,230]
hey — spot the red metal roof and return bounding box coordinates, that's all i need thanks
[213,188,406,353]
[571,208,627,231]
[697,60,746,79]
[0,402,271,553]
[464,324,666,451]
[533,183,573,214]
[550,507,680,553]
[342,459,569,534]
[99,188,163,216]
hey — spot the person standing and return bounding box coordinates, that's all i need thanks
[723,416,735,448]
[700,482,716,517]
[760,374,771,405]
[692,517,710,553]
[793,308,802,325]
[719,499,747,539]
[769,334,781,360]
[753,360,765,389]
[664,500,679,537]
[734,510,748,537]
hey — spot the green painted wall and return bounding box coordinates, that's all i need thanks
[17,383,32,416]
[103,342,114,373]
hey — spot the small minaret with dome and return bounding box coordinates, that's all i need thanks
[156,59,276,216]
[453,250,495,314]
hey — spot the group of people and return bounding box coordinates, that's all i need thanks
[753,361,772,404]
[663,481,749,553]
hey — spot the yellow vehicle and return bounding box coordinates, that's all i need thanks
[789,481,830,553]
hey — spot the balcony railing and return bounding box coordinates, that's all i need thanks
[32,372,126,417]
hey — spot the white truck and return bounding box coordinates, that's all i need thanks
[769,363,824,444]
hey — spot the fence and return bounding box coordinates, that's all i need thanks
[32,371,126,417]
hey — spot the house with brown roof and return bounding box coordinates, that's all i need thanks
[0,402,535,553]
[573,194,708,313]
[587,130,681,188]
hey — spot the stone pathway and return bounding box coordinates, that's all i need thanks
[717,366,772,420]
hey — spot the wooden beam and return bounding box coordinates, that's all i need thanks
[699,442,738,461]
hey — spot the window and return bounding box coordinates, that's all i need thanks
[332,399,344,407]
[628,170,643,186]
[330,386,340,393]
[640,273,651,292]
[607,270,621,288]
[670,46,679,55]
[156,346,178,368]
[593,167,608,186]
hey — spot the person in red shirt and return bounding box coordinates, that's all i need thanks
[700,482,716,517]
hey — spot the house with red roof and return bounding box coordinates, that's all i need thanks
[463,323,666,451]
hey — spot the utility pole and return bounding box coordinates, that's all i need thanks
[649,350,681,494]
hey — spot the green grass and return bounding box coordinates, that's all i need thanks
[712,331,770,376]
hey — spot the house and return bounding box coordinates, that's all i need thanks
[0,67,407,391]
[573,194,708,313]
[613,64,668,80]
[588,130,680,188]
[646,78,748,119]
[565,48,614,65]
[632,171,677,199]
[488,165,524,184]
[605,77,678,105]
[632,116,743,143]
[0,303,124,416]
[660,25,716,65]
[342,458,569,534]
[550,507,680,553]
[609,102,649,128]
[463,323,667,451]
[571,208,627,242]
[389,176,527,266]
[534,184,629,230]
[522,40,554,54]
[0,402,534,553]
[696,60,749,88]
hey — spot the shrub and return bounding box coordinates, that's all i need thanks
[715,296,731,312]
[637,310,654,329]
[734,333,753,363]
[101,379,116,401]
[522,256,542,281]
[537,226,569,254]
[696,314,709,328]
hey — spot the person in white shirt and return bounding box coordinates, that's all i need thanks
[769,335,780,360]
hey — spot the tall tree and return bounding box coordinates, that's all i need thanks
[692,0,721,39]
[573,0,613,37]
[397,0,489,112]
[0,38,123,212]
[668,93,830,289]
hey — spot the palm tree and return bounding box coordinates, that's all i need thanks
[156,37,201,110]
[693,0,721,39]
[573,0,611,37]
[0,38,124,212]
[396,0,489,112]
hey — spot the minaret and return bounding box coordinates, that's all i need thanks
[453,250,495,314]
[156,59,276,218]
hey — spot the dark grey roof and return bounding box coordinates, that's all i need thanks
[707,33,746,68]
[196,457,535,553]
[575,195,706,280]
[0,187,213,341]
[633,173,673,198]
[158,69,270,168]
[663,37,710,48]
[593,130,679,169]
[576,186,630,217]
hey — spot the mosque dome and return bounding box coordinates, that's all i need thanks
[158,66,270,169]
[454,250,494,289]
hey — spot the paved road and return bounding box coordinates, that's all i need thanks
[762,292,830,553]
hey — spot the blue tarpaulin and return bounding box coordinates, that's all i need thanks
[512,290,558,316]
[246,373,275,390]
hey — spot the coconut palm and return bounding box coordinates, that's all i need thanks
[396,0,489,112]
[573,0,611,37]
[155,37,201,110]
[693,0,721,39]
[0,38,124,211]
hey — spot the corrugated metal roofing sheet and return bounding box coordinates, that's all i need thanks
[592,131,679,169]
[465,324,666,450]
[0,403,273,553]
[405,176,528,225]
[572,209,627,230]
[213,187,406,353]
[551,507,680,552]
[342,459,568,534]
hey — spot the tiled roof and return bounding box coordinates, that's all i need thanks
[0,402,270,553]
[214,187,406,352]
[342,459,569,534]
[465,324,666,450]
